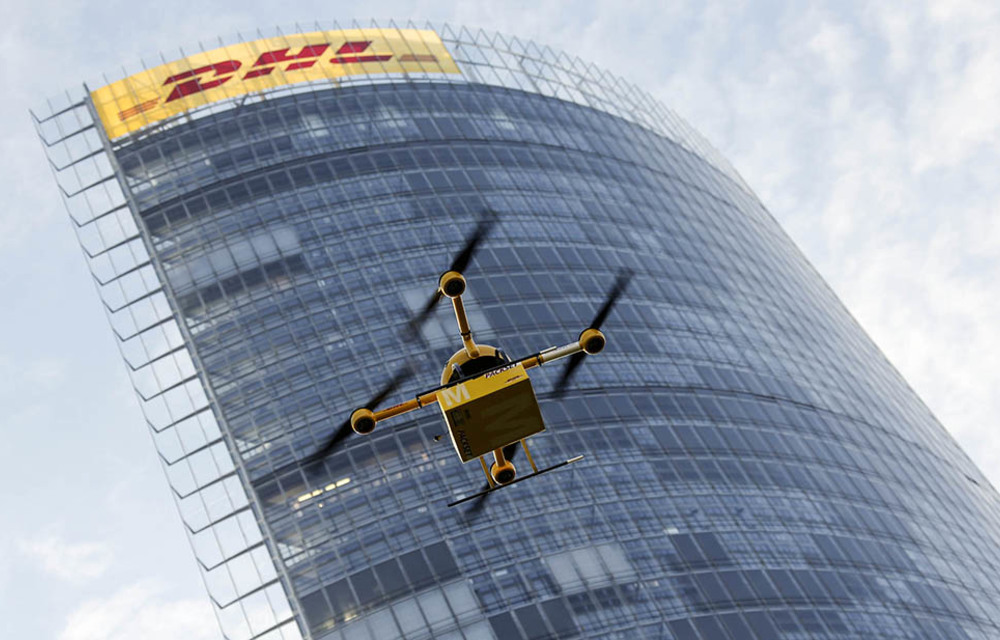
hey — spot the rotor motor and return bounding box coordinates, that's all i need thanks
[439,271,467,298]
[350,408,376,435]
[490,460,516,485]
[579,327,606,355]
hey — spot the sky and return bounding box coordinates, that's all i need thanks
[1,0,998,638]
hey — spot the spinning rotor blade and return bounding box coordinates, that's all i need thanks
[411,290,444,333]
[551,352,586,399]
[449,212,496,275]
[590,268,633,332]
[303,365,413,471]
[552,269,633,397]
[409,212,497,331]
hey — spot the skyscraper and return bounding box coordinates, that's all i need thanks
[35,22,1000,640]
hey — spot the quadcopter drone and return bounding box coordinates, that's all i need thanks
[290,214,630,508]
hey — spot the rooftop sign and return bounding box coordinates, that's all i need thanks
[91,29,460,139]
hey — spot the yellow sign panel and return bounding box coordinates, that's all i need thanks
[91,29,460,139]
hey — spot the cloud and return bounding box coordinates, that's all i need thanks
[807,14,862,80]
[814,4,1000,486]
[0,543,10,590]
[57,581,219,640]
[901,4,1000,172]
[644,2,1000,487]
[18,535,112,583]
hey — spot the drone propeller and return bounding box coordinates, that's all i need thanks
[409,212,497,331]
[296,364,414,474]
[552,269,633,398]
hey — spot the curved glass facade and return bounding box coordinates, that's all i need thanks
[36,24,1000,640]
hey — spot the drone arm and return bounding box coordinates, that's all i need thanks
[520,327,607,370]
[434,270,481,358]
[534,342,580,365]
[365,388,442,427]
[450,294,481,358]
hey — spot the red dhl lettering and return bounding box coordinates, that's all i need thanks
[163,60,242,103]
[140,41,431,119]
[243,44,331,79]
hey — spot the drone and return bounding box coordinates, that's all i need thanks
[285,214,630,508]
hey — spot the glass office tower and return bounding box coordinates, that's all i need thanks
[36,23,1000,640]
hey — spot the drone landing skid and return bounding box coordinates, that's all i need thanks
[447,455,584,507]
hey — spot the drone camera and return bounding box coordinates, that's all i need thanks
[439,271,467,298]
[350,408,377,435]
[490,460,517,485]
[579,328,606,355]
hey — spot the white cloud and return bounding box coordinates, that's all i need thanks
[810,5,1000,487]
[889,0,1000,172]
[18,535,112,583]
[807,16,861,80]
[926,0,999,23]
[868,5,916,75]
[647,2,1000,488]
[0,543,10,589]
[25,357,69,387]
[57,581,219,640]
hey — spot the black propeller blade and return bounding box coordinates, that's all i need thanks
[298,364,414,474]
[449,211,497,275]
[552,269,633,398]
[590,268,633,332]
[409,212,497,331]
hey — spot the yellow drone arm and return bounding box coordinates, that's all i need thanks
[451,295,480,358]
[349,389,440,434]
[369,388,441,423]
[439,270,480,358]
[524,327,607,369]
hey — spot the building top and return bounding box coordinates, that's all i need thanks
[77,22,749,194]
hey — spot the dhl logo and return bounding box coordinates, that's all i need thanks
[91,29,460,139]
